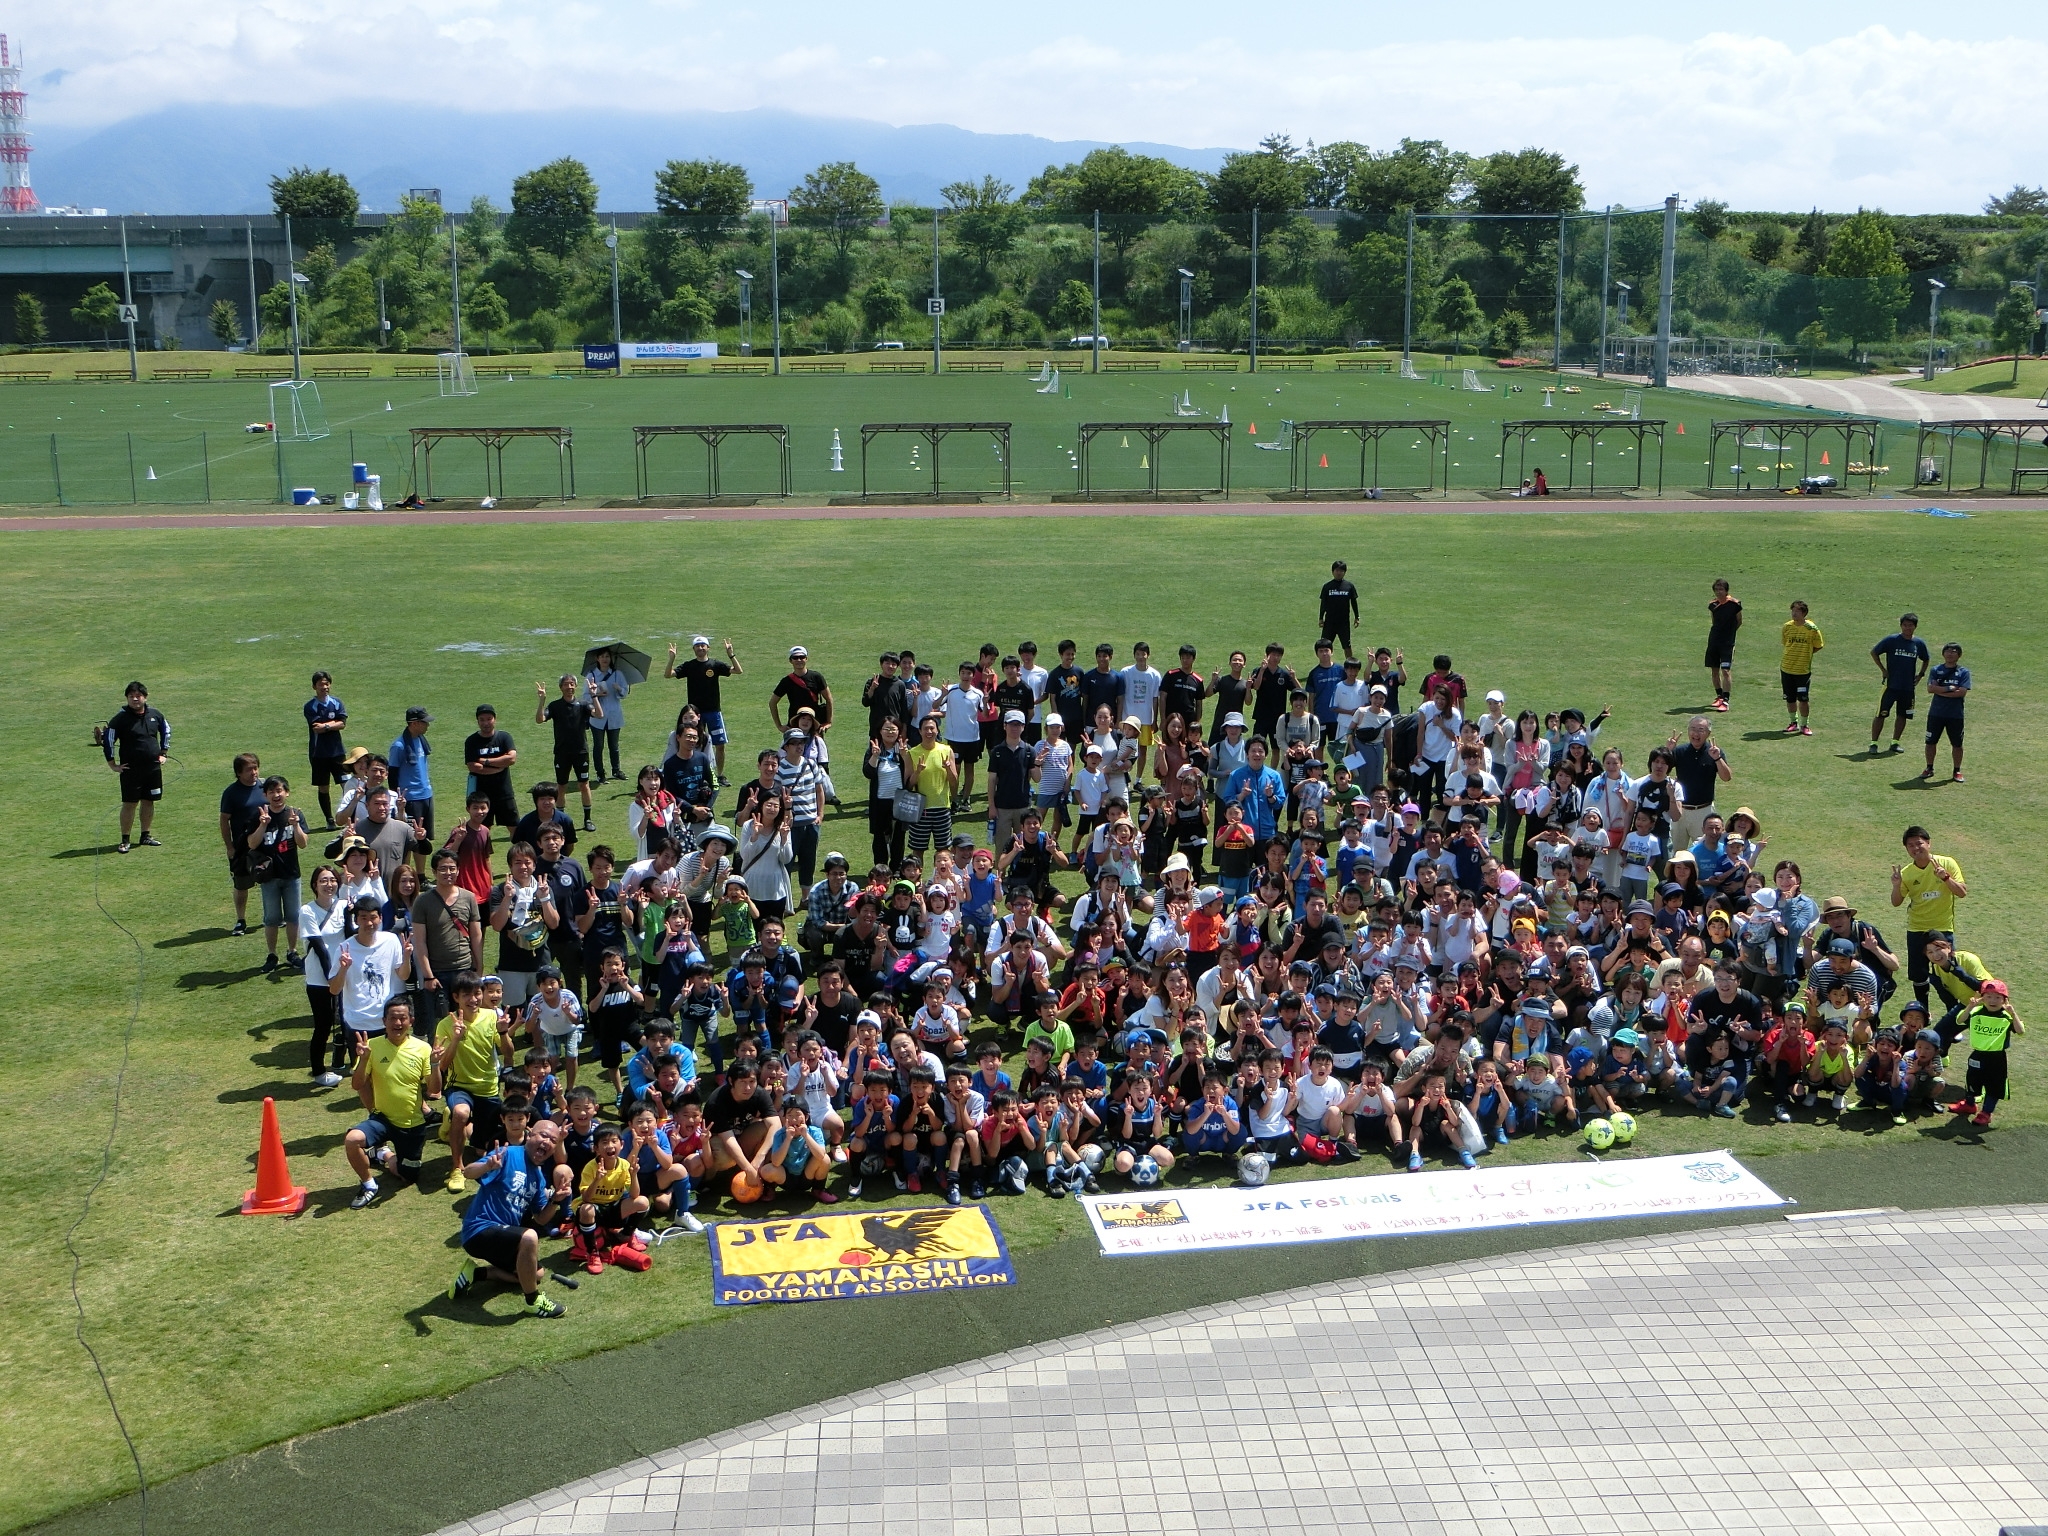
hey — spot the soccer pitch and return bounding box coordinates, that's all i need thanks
[4,361,2020,508]
[8,507,2044,1534]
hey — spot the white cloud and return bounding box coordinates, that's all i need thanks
[10,4,2043,210]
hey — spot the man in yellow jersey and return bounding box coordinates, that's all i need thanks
[1891,824,1966,1009]
[1922,935,1992,1053]
[435,971,518,1194]
[1778,599,1823,735]
[344,997,441,1209]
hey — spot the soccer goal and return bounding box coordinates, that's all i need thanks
[438,351,479,398]
[1399,360,1423,381]
[1255,419,1295,451]
[1036,367,1060,395]
[268,379,330,443]
[1461,369,1493,393]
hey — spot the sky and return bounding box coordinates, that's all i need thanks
[8,0,2045,212]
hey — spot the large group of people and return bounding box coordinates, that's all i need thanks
[105,570,2014,1320]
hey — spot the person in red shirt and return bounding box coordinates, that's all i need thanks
[443,790,496,903]
[1420,655,1467,713]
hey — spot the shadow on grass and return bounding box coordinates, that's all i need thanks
[50,845,123,860]
[280,1132,349,1160]
[218,1079,326,1105]
[178,966,264,991]
[155,926,236,948]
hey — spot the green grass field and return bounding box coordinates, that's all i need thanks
[8,509,2044,1533]
[7,358,2024,508]
[1902,357,2048,400]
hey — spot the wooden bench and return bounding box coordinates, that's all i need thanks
[393,364,439,378]
[312,366,372,379]
[711,361,771,375]
[869,360,928,374]
[237,365,293,379]
[945,360,1003,372]
[1258,359,1315,372]
[1103,359,1160,372]
[1334,359,1394,373]
[153,367,215,381]
[482,363,533,376]
[0,370,52,384]
[790,361,846,373]
[77,368,135,382]
[1183,359,1239,372]
[632,363,696,376]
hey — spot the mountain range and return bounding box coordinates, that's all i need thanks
[29,104,1233,215]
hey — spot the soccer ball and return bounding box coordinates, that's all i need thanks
[1584,1118,1616,1150]
[1238,1151,1272,1187]
[730,1171,768,1203]
[1131,1155,1162,1186]
[859,1153,888,1177]
[1079,1144,1106,1174]
[1608,1111,1637,1146]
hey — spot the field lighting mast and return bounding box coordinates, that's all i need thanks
[0,36,39,213]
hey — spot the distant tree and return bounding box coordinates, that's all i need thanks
[814,302,861,353]
[1345,139,1466,223]
[1690,199,1730,241]
[1024,146,1207,261]
[1431,275,1483,357]
[505,158,600,258]
[1793,209,1831,273]
[299,243,336,303]
[857,278,912,340]
[1208,136,1307,244]
[208,297,245,348]
[466,280,510,353]
[12,289,45,345]
[1492,309,1529,354]
[259,281,294,341]
[655,158,754,249]
[1748,223,1788,265]
[1049,278,1096,335]
[941,176,1023,283]
[1468,149,1583,260]
[1992,286,2039,380]
[71,282,121,342]
[518,309,562,353]
[1344,231,1409,341]
[1300,141,1369,210]
[269,166,359,247]
[1817,208,1907,353]
[457,195,501,266]
[323,262,379,346]
[653,285,715,341]
[789,162,884,262]
[1985,185,2048,217]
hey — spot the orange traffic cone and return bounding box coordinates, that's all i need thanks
[1676,422,1685,434]
[1319,453,1329,468]
[1821,450,1830,465]
[1249,422,1258,435]
[241,1096,308,1215]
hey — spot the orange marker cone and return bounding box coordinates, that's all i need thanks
[1676,422,1685,434]
[1821,450,1830,465]
[1249,422,1258,435]
[241,1096,308,1215]
[1319,453,1329,468]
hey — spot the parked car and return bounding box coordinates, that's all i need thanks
[1066,335,1113,349]
[872,340,905,350]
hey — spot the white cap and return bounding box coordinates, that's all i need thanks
[1002,709,1026,724]
[856,1009,883,1028]
[1044,712,1064,727]
[1485,689,1506,704]
[1369,684,1387,696]
[788,644,808,658]
[691,635,711,646]
[1222,711,1246,727]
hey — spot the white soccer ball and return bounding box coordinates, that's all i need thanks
[1238,1151,1272,1187]
[1131,1155,1162,1186]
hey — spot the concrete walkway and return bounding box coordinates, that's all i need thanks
[435,1204,2048,1536]
[1660,370,2037,423]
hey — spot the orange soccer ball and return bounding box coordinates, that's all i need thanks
[729,1172,768,1204]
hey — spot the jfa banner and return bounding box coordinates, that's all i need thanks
[1080,1151,1786,1257]
[708,1204,1017,1305]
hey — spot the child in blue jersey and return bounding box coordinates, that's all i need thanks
[842,1071,898,1199]
[760,1097,835,1202]
[1181,1072,1245,1161]
[1586,1028,1649,1118]
[449,1105,568,1317]
[1679,1030,1743,1117]
[1046,1077,1102,1195]
[1110,1071,1176,1180]
[1468,1058,1514,1148]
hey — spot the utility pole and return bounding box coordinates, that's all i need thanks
[246,221,260,356]
[448,210,464,356]
[607,222,622,351]
[1401,210,1415,377]
[932,208,943,375]
[1091,210,1102,375]
[1597,207,1613,378]
[770,214,781,375]
[377,276,387,351]
[1248,209,1259,374]
[1652,194,1677,390]
[283,213,302,382]
[1553,212,1566,371]
[118,215,137,381]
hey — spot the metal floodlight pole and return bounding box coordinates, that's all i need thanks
[735,269,753,356]
[1248,209,1259,374]
[118,215,137,381]
[1553,212,1566,371]
[1402,210,1415,374]
[245,221,260,356]
[1924,278,1945,381]
[1091,210,1102,374]
[377,277,387,350]
[932,209,943,374]
[447,211,464,357]
[283,213,302,382]
[769,214,781,374]
[1652,194,1677,389]
[1598,207,1613,378]
[1178,268,1193,352]
[606,224,621,350]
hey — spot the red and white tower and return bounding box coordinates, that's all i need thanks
[0,36,37,214]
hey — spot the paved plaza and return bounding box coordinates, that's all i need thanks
[437,1205,2048,1536]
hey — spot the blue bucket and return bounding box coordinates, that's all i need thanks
[352,462,370,484]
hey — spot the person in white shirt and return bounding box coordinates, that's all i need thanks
[939,664,987,810]
[328,897,412,1044]
[1017,642,1050,736]
[1414,685,1463,811]
[1031,714,1074,837]
[1118,643,1165,785]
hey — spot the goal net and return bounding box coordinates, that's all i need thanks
[438,351,479,398]
[267,379,330,443]
[1461,369,1493,392]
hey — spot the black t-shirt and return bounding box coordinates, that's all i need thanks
[465,730,516,778]
[490,878,554,973]
[863,673,911,736]
[253,808,304,881]
[1252,665,1297,723]
[1208,673,1248,729]
[106,706,169,765]
[1048,663,1087,725]
[514,808,578,855]
[536,855,588,925]
[219,779,268,843]
[1005,834,1055,895]
[811,993,861,1054]
[992,679,1035,722]
[989,739,1033,809]
[1689,986,1763,1069]
[1319,578,1359,621]
[1366,669,1402,714]
[1079,668,1125,722]
[676,658,733,713]
[543,698,587,760]
[771,670,830,724]
[1707,598,1743,645]
[833,922,885,995]
[704,1083,775,1135]
[1668,743,1721,807]
[1160,668,1206,727]
[582,880,628,952]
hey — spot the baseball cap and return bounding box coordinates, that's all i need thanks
[1612,1028,1642,1048]
[1897,999,1929,1019]
[1485,689,1506,704]
[1044,712,1064,727]
[691,634,711,646]
[405,706,433,723]
[1826,937,1858,957]
[788,645,808,658]
[1082,742,1103,757]
[474,703,496,717]
[1002,709,1026,724]
[782,728,809,744]
[856,1009,883,1029]
[1983,979,2010,998]
[1916,1028,1942,1046]
[1400,802,1421,815]
[824,851,849,869]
